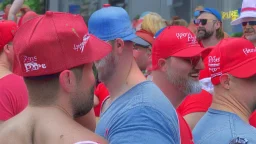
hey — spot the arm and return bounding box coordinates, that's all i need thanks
[183,112,205,130]
[107,106,180,144]
[75,108,96,132]
[8,0,25,21]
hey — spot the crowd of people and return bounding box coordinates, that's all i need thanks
[0,0,256,143]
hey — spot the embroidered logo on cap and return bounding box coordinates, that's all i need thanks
[23,56,47,72]
[74,34,90,53]
[243,47,256,55]
[208,56,222,77]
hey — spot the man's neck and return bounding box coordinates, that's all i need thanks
[201,37,220,48]
[104,59,146,103]
[0,64,12,79]
[152,71,185,108]
[211,89,251,123]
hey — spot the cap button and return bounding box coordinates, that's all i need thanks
[103,4,111,8]
[46,11,53,16]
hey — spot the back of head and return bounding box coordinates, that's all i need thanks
[141,12,167,35]
[168,16,188,27]
[208,38,256,86]
[13,11,111,106]
[88,6,134,41]
[88,5,148,49]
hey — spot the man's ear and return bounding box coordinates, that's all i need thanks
[215,21,221,30]
[220,74,230,90]
[158,58,168,72]
[59,70,77,93]
[3,44,11,55]
[115,38,125,55]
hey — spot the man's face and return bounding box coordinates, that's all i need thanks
[165,56,204,95]
[196,13,219,40]
[72,63,95,118]
[133,43,151,71]
[94,47,118,82]
[242,18,256,43]
[94,40,134,82]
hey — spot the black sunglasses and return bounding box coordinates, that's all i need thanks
[242,21,256,26]
[194,19,217,26]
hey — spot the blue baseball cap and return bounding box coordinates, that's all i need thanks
[200,8,222,21]
[88,5,149,46]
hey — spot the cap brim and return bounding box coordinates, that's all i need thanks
[231,16,256,25]
[123,32,151,47]
[172,46,212,58]
[84,34,112,62]
[228,58,256,78]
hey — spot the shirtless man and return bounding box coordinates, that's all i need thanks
[0,11,111,144]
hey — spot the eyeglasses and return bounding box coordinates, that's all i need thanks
[194,19,217,26]
[183,56,201,67]
[242,21,256,26]
[133,43,152,53]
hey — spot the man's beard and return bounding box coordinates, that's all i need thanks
[72,85,95,118]
[197,27,214,40]
[94,52,119,82]
[244,27,256,43]
[166,66,202,96]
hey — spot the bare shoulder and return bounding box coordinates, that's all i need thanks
[39,117,108,144]
[0,115,32,144]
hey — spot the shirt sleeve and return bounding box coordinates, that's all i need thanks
[0,88,15,121]
[107,105,180,144]
[177,90,212,116]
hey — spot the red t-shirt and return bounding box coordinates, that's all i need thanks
[177,90,212,116]
[0,74,28,121]
[249,111,256,127]
[94,83,109,117]
[178,112,194,144]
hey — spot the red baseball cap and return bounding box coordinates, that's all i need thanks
[152,26,211,70]
[208,38,256,85]
[18,11,39,27]
[136,29,154,46]
[13,11,112,77]
[0,20,17,49]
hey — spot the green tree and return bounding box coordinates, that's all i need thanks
[0,0,44,14]
[24,0,43,14]
[0,0,12,10]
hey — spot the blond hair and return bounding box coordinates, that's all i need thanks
[141,12,167,35]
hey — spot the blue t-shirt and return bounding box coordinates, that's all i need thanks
[96,81,180,144]
[193,108,256,144]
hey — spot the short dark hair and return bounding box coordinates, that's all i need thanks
[24,65,84,106]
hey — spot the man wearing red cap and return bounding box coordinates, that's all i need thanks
[0,20,28,124]
[151,26,210,144]
[230,0,256,130]
[193,38,256,144]
[0,11,111,144]
[177,7,225,130]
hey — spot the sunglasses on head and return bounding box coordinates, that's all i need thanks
[183,56,201,67]
[193,19,217,26]
[242,21,256,26]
